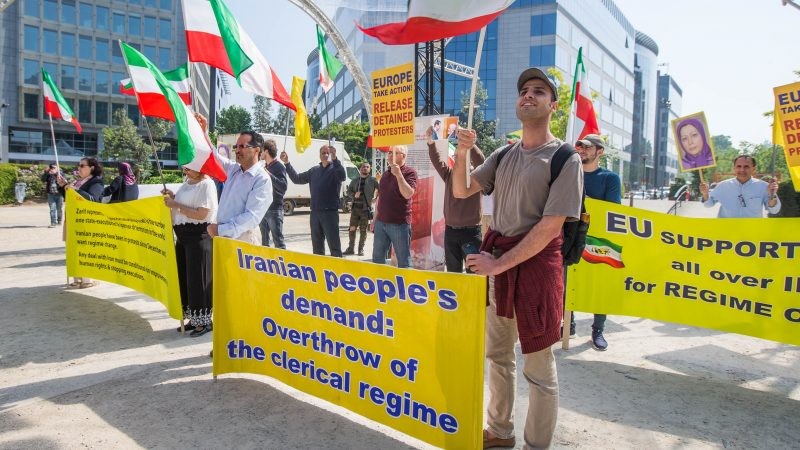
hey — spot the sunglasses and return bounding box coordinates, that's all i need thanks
[738,194,747,208]
[233,144,258,149]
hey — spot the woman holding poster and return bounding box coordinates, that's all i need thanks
[675,115,715,170]
[65,157,104,289]
[162,168,218,337]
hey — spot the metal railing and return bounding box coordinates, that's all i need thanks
[666,185,689,215]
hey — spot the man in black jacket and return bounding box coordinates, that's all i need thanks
[259,139,288,248]
[41,164,65,227]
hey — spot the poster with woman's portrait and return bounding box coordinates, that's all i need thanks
[671,112,717,172]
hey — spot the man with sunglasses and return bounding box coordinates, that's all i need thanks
[207,129,272,244]
[700,155,780,218]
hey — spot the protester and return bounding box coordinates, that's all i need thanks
[259,139,287,249]
[453,67,583,449]
[372,145,417,268]
[677,118,714,170]
[162,167,218,337]
[65,157,105,288]
[426,126,485,273]
[206,127,272,245]
[572,134,621,350]
[41,164,66,228]
[280,144,347,257]
[102,162,139,203]
[700,155,780,218]
[344,162,378,257]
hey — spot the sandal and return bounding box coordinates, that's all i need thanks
[177,323,197,332]
[78,281,96,289]
[189,323,212,337]
[67,281,81,288]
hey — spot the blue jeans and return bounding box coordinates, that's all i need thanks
[310,210,342,257]
[47,193,63,225]
[259,209,286,249]
[372,220,411,268]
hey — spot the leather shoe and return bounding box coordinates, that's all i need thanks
[189,323,212,337]
[483,429,515,449]
[343,248,355,255]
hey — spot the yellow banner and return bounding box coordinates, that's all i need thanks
[371,62,415,147]
[212,238,486,448]
[65,189,181,318]
[567,198,800,346]
[774,81,800,191]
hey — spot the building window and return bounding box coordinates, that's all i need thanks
[43,29,58,54]
[529,45,555,67]
[24,25,39,52]
[24,0,39,17]
[144,0,156,7]
[43,62,58,84]
[79,35,92,60]
[112,44,124,65]
[95,70,109,94]
[61,32,76,58]
[113,12,125,34]
[96,38,110,62]
[96,6,109,30]
[95,102,109,125]
[144,45,157,61]
[531,13,556,36]
[24,93,40,119]
[158,47,170,68]
[159,18,171,40]
[24,59,39,85]
[160,0,171,9]
[62,65,76,90]
[112,71,126,94]
[112,103,126,122]
[129,15,141,36]
[79,99,92,123]
[144,16,156,39]
[62,0,76,24]
[79,2,92,28]
[78,68,92,91]
[43,0,58,21]
[128,104,140,124]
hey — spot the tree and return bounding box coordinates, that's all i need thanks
[459,82,504,156]
[271,107,295,135]
[215,105,252,135]
[308,113,323,135]
[313,120,370,163]
[548,67,573,141]
[101,109,154,178]
[251,95,274,132]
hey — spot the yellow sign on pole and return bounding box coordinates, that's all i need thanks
[64,190,181,318]
[773,81,800,191]
[371,62,415,147]
[212,238,486,449]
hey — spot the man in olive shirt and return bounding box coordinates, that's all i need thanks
[426,126,485,272]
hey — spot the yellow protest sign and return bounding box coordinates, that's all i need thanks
[567,198,800,346]
[774,81,800,167]
[212,238,486,449]
[64,189,181,318]
[371,62,415,147]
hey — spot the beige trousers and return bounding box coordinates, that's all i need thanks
[485,276,559,449]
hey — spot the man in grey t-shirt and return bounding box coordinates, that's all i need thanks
[453,67,583,449]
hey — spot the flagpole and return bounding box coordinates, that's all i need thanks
[142,117,167,192]
[282,108,290,152]
[47,113,61,170]
[464,26,487,189]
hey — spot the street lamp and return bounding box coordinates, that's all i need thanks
[641,153,647,191]
[0,102,8,162]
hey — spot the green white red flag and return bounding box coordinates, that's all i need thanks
[582,235,624,268]
[316,25,342,93]
[182,0,295,110]
[42,68,82,133]
[120,63,192,105]
[120,41,227,181]
[566,47,600,142]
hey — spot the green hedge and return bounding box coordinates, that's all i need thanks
[772,180,800,218]
[0,164,17,204]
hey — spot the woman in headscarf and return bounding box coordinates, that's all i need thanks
[65,157,104,288]
[677,118,714,170]
[102,162,139,202]
[162,167,218,337]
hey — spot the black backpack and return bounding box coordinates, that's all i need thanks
[487,142,589,266]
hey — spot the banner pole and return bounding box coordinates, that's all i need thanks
[465,26,487,190]
[142,117,167,192]
[282,109,290,152]
[48,113,61,170]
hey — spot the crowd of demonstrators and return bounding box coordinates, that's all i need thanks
[572,134,621,351]
[426,125,485,273]
[41,164,66,228]
[700,155,781,218]
[281,144,347,257]
[102,162,139,203]
[372,145,417,268]
[162,167,218,337]
[344,162,378,256]
[66,157,106,289]
[259,139,288,249]
[454,67,583,449]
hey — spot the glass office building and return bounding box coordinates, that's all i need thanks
[630,31,658,189]
[655,72,683,188]
[0,0,218,165]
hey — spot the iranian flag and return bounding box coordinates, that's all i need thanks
[582,236,624,268]
[120,63,192,105]
[566,47,600,142]
[356,0,514,45]
[316,25,342,93]
[41,68,82,133]
[120,42,227,181]
[182,0,295,110]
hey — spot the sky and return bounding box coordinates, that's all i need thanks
[225,0,799,146]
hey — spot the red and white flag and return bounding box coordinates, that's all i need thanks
[42,68,82,133]
[182,0,295,110]
[121,63,192,105]
[357,0,513,45]
[566,47,600,142]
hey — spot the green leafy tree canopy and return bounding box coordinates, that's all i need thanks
[216,105,253,135]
